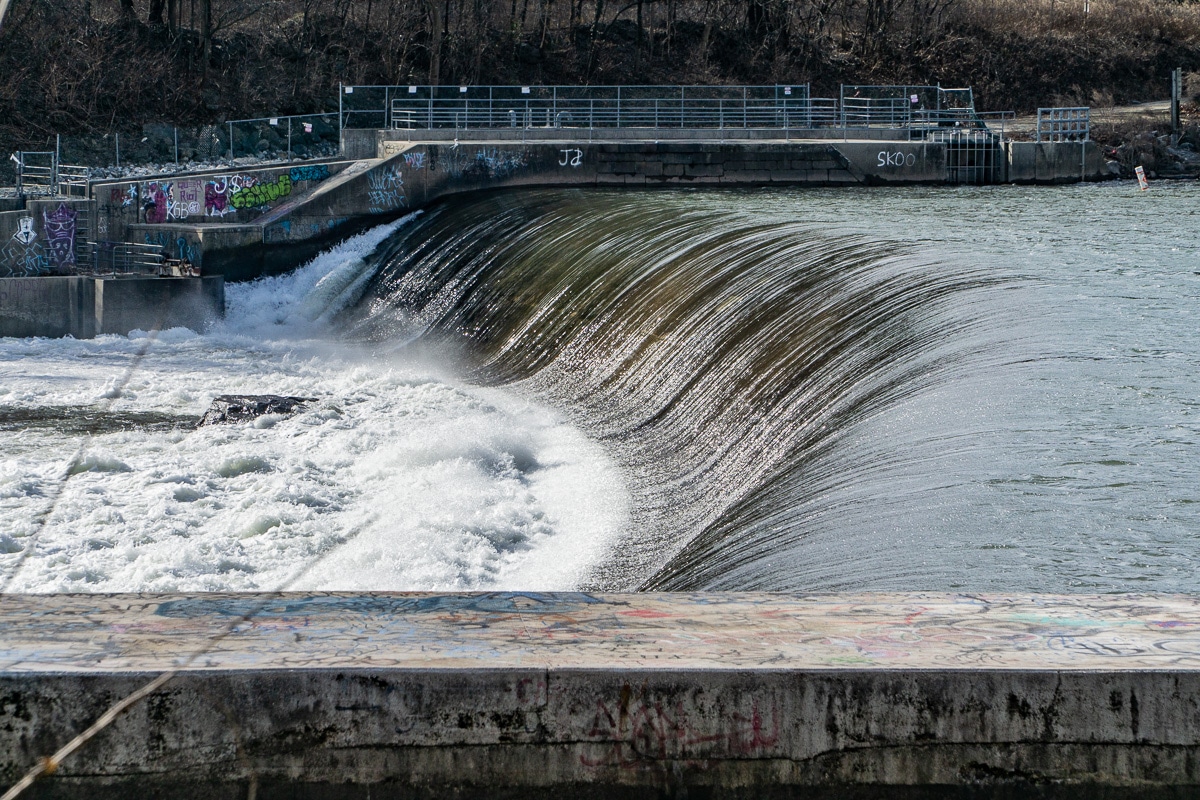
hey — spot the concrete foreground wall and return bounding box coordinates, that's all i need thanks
[0,276,223,338]
[2,592,1199,798]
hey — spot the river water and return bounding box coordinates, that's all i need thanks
[1,181,1197,594]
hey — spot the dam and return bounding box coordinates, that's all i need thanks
[3,87,1196,797]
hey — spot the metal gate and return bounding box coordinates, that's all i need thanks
[940,131,1004,185]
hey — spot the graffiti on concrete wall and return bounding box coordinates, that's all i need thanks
[144,182,171,224]
[559,148,584,167]
[289,164,330,183]
[367,165,405,213]
[462,148,529,180]
[403,151,427,170]
[144,231,199,266]
[12,217,36,246]
[170,179,203,220]
[43,203,77,271]
[204,177,236,217]
[230,174,292,210]
[0,218,48,277]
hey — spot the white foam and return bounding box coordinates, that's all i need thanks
[0,220,628,593]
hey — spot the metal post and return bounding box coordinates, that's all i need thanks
[339,82,344,145]
[1172,67,1182,134]
[680,86,684,128]
[743,86,747,128]
[287,118,292,162]
[54,134,60,195]
[617,87,621,128]
[384,87,389,129]
[228,121,234,162]
[115,133,120,168]
[174,127,179,165]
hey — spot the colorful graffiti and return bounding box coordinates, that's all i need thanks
[403,151,427,170]
[204,178,233,217]
[367,166,405,213]
[230,174,292,210]
[144,182,171,224]
[110,185,138,209]
[288,164,330,183]
[42,203,77,271]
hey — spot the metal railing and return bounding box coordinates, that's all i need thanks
[11,151,89,198]
[343,84,813,131]
[88,241,166,276]
[343,83,1016,142]
[1036,107,1090,142]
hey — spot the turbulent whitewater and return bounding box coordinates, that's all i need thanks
[3,183,1200,594]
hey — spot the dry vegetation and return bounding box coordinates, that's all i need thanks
[1,0,1199,152]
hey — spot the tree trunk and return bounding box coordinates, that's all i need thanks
[427,0,444,84]
[200,0,211,76]
[148,0,164,24]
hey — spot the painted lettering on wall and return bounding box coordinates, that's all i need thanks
[43,203,78,271]
[204,178,232,217]
[288,164,330,183]
[559,148,583,167]
[403,151,427,170]
[230,174,292,209]
[367,166,405,213]
[878,151,917,167]
[170,179,203,220]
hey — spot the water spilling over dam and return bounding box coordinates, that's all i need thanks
[2,182,1199,595]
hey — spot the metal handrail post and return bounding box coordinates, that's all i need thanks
[339,83,344,147]
[617,87,621,128]
[743,86,747,128]
[287,118,292,162]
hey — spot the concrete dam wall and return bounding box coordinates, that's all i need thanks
[79,137,1105,281]
[2,592,1199,798]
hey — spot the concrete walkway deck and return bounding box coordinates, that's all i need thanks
[3,592,1199,798]
[5,591,1200,672]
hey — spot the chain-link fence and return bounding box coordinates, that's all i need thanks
[226,113,340,162]
[3,114,340,186]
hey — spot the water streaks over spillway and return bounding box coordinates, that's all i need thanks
[349,189,1013,590]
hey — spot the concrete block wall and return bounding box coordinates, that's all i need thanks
[0,200,93,278]
[1006,141,1105,183]
[0,277,95,338]
[0,276,222,339]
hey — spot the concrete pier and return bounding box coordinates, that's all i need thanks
[0,276,224,338]
[2,592,1199,797]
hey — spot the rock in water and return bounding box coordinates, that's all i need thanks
[198,395,316,427]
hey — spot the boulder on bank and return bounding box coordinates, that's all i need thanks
[198,395,315,427]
